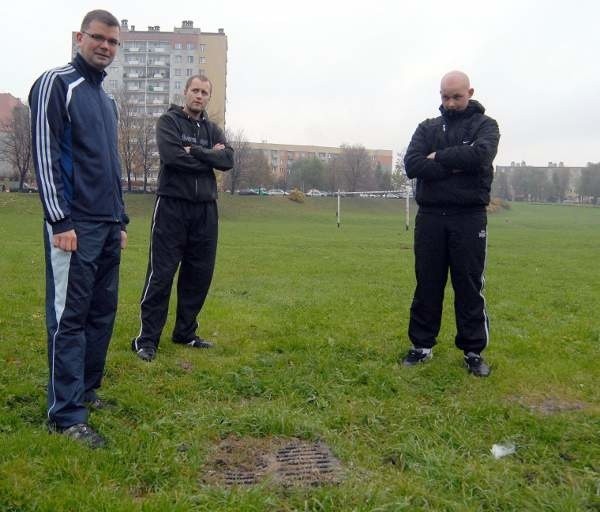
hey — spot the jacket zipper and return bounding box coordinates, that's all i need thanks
[195,121,200,199]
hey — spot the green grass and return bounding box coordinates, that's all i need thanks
[0,193,598,511]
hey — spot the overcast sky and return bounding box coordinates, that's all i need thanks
[1,0,598,166]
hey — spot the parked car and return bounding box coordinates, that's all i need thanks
[267,188,286,196]
[306,189,326,197]
[238,188,259,195]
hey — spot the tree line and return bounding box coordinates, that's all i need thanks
[222,131,408,194]
[493,164,600,204]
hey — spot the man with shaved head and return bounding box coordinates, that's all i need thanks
[402,70,500,377]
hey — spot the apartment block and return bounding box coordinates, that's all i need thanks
[249,141,393,180]
[71,19,228,127]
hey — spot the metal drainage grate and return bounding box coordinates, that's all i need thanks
[275,442,340,485]
[205,438,342,487]
[223,458,269,486]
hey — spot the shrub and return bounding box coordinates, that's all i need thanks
[287,188,305,203]
[487,197,510,213]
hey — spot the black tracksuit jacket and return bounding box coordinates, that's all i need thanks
[134,105,233,349]
[156,104,234,201]
[404,100,500,210]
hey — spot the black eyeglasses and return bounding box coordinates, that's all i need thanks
[82,31,120,47]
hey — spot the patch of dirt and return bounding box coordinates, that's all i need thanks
[177,360,193,373]
[202,436,342,487]
[509,395,587,415]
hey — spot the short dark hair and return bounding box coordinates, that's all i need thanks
[184,74,213,95]
[81,10,120,31]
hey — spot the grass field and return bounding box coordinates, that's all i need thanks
[0,193,598,511]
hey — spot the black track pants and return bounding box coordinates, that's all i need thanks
[133,196,218,350]
[408,210,489,354]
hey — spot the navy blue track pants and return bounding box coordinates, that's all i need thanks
[43,221,121,428]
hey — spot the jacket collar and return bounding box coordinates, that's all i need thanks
[439,99,485,121]
[72,53,107,86]
[168,104,207,121]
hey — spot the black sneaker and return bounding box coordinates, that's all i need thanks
[401,348,432,366]
[175,335,214,349]
[131,339,156,362]
[55,423,106,449]
[464,353,491,377]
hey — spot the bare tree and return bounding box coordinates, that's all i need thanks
[0,104,32,191]
[113,87,139,192]
[134,116,159,193]
[223,128,252,194]
[338,144,374,192]
[245,150,273,189]
[392,150,414,193]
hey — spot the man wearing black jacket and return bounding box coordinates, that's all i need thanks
[402,71,500,377]
[132,75,234,361]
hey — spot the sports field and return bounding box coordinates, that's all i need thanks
[0,193,598,511]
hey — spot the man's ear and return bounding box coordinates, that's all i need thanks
[468,88,474,98]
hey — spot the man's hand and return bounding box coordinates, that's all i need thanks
[121,231,128,250]
[183,146,191,154]
[53,229,77,252]
[213,143,225,151]
[427,152,436,160]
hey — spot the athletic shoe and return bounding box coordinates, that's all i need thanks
[401,348,432,366]
[56,423,106,449]
[464,353,491,377]
[131,339,156,362]
[174,335,214,349]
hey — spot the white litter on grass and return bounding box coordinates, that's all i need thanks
[491,442,516,459]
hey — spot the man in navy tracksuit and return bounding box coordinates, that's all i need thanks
[402,71,500,377]
[29,10,127,447]
[132,75,234,362]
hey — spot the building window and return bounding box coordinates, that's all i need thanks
[174,55,182,64]
[198,56,206,64]
[174,43,182,49]
[186,43,195,50]
[187,55,194,63]
[174,68,182,76]
[186,68,193,76]
[174,81,182,90]
[108,80,118,89]
[199,44,206,53]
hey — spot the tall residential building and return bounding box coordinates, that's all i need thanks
[249,142,393,181]
[71,19,228,127]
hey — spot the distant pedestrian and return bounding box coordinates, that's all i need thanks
[29,9,128,447]
[401,71,500,377]
[132,75,233,362]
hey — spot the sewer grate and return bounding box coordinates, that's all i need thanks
[203,437,342,487]
[275,442,341,485]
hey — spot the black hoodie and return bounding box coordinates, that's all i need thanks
[155,104,234,202]
[404,100,500,211]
